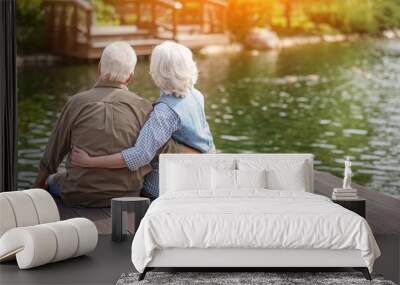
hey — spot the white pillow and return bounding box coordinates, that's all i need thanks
[167,162,212,192]
[238,160,307,191]
[236,169,268,189]
[211,168,268,191]
[267,163,306,191]
[212,168,237,191]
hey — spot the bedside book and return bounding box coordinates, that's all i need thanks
[332,194,359,200]
[333,188,357,193]
[332,188,358,200]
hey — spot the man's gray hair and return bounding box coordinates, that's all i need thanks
[150,41,198,98]
[99,42,137,83]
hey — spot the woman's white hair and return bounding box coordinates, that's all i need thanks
[99,41,137,83]
[150,41,198,98]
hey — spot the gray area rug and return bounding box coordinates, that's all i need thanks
[116,272,395,285]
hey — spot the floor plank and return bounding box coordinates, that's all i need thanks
[73,208,113,234]
[55,198,80,220]
[102,208,111,217]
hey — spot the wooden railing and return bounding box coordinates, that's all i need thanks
[153,0,183,39]
[154,0,228,39]
[43,0,93,55]
[112,0,184,39]
[203,0,227,34]
[109,0,227,40]
[43,0,228,56]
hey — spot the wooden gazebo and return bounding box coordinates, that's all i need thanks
[42,0,229,59]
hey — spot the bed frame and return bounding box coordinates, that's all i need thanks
[138,154,372,281]
[139,248,370,280]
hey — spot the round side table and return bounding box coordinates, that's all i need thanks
[111,197,150,242]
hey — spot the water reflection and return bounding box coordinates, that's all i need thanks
[17,39,400,197]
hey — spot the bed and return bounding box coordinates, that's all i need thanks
[131,154,381,280]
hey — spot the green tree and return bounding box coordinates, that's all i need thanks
[16,0,44,54]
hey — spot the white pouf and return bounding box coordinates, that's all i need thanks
[1,191,40,227]
[0,196,17,237]
[0,189,98,269]
[42,221,79,262]
[0,189,60,236]
[0,218,98,269]
[24,188,60,223]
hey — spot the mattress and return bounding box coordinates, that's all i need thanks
[131,190,380,273]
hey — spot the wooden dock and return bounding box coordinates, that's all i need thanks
[42,0,229,59]
[56,171,400,235]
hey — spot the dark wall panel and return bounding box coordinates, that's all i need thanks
[0,0,17,192]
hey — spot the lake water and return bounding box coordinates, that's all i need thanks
[17,38,400,198]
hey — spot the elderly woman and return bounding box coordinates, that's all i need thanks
[71,41,215,199]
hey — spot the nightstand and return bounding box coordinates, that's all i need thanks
[332,198,366,218]
[111,197,150,242]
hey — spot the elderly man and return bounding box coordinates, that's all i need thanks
[34,42,184,207]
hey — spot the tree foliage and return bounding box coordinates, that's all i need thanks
[16,0,44,54]
[228,0,400,39]
[16,0,118,54]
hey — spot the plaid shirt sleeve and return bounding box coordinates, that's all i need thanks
[121,103,180,171]
[143,160,160,198]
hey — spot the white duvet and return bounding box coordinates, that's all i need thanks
[131,190,380,273]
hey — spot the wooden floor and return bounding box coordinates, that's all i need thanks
[56,171,400,235]
[50,24,230,59]
[86,31,229,59]
[1,234,398,285]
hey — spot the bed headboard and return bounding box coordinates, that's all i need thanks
[159,154,314,196]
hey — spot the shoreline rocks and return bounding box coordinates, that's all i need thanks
[243,28,400,51]
[243,28,281,50]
